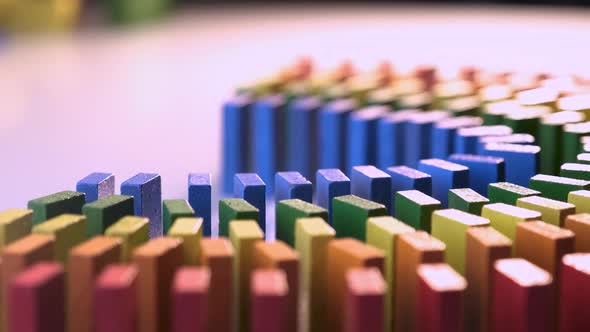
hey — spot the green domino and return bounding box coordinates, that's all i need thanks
[578,153,590,164]
[482,100,516,125]
[560,163,590,180]
[431,209,489,275]
[32,214,86,263]
[366,216,415,332]
[529,174,590,202]
[487,182,540,205]
[567,190,590,214]
[28,191,86,225]
[448,188,490,215]
[277,199,327,246]
[516,195,575,227]
[481,203,541,252]
[502,106,549,138]
[105,216,149,262]
[538,111,583,174]
[167,217,203,265]
[394,190,441,232]
[108,0,173,25]
[563,121,590,164]
[0,208,33,251]
[445,95,480,116]
[83,195,134,237]
[218,198,259,237]
[163,199,195,234]
[332,195,387,241]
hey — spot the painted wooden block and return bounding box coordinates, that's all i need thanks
[188,173,212,236]
[351,165,392,213]
[32,214,86,263]
[76,172,114,203]
[275,172,312,203]
[487,182,540,205]
[448,155,505,196]
[222,95,253,193]
[448,188,489,215]
[319,99,357,170]
[477,133,535,154]
[345,267,386,332]
[315,169,350,225]
[172,267,210,332]
[482,143,540,187]
[431,116,483,159]
[234,173,266,232]
[516,195,575,226]
[559,253,590,332]
[276,199,327,246]
[418,159,469,207]
[376,110,420,169]
[481,203,541,249]
[250,269,289,332]
[560,163,590,180]
[162,199,194,235]
[167,217,203,265]
[120,173,162,238]
[395,190,441,232]
[287,96,322,179]
[105,216,149,262]
[218,198,258,237]
[200,238,234,332]
[0,208,32,251]
[94,264,138,332]
[538,111,584,174]
[332,195,387,241]
[253,95,286,189]
[529,174,590,202]
[27,190,85,225]
[563,213,590,252]
[386,166,432,210]
[347,106,389,173]
[404,111,450,167]
[82,195,134,236]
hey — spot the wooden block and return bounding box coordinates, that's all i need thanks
[1,234,54,332]
[560,162,590,180]
[563,213,590,252]
[377,110,421,170]
[481,203,541,248]
[515,221,575,278]
[516,195,575,226]
[162,199,195,235]
[67,236,121,332]
[448,154,505,197]
[76,172,114,203]
[94,264,138,332]
[132,237,184,332]
[234,173,266,232]
[8,262,64,332]
[482,143,540,187]
[275,171,313,203]
[351,165,392,213]
[276,199,327,246]
[286,96,322,179]
[253,241,299,332]
[567,189,590,213]
[365,216,415,332]
[404,111,450,167]
[120,173,162,238]
[172,267,210,332]
[563,121,590,164]
[326,238,384,332]
[347,107,388,173]
[167,217,203,265]
[448,188,490,215]
[465,227,512,332]
[345,267,386,332]
[315,169,351,225]
[395,190,441,232]
[294,217,335,332]
[492,258,553,332]
[218,198,259,237]
[0,208,32,252]
[188,173,212,236]
[386,166,432,204]
[538,111,584,174]
[416,263,467,332]
[222,95,252,193]
[27,190,85,225]
[250,269,289,332]
[82,195,134,237]
[32,214,86,263]
[487,182,540,205]
[318,99,356,171]
[455,125,512,155]
[229,221,264,332]
[394,231,445,332]
[559,253,590,332]
[529,174,590,202]
[417,158,469,207]
[431,116,483,159]
[200,238,234,332]
[431,209,489,275]
[332,195,387,241]
[105,216,149,262]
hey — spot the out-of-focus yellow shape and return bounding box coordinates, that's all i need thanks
[0,0,80,33]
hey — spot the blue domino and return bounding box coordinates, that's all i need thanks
[387,165,432,195]
[319,99,357,170]
[253,95,286,192]
[417,159,469,207]
[476,133,535,155]
[404,111,450,168]
[431,116,483,159]
[454,125,512,154]
[347,106,389,174]
[76,172,114,203]
[222,94,253,193]
[481,143,540,187]
[316,169,351,225]
[188,173,212,236]
[121,173,162,238]
[447,154,505,196]
[234,173,266,232]
[286,96,322,179]
[275,171,312,202]
[376,109,420,169]
[351,165,392,213]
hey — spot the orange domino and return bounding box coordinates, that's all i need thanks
[394,231,445,332]
[253,241,299,332]
[326,238,384,332]
[133,237,183,332]
[1,234,54,332]
[563,213,590,252]
[200,238,234,332]
[345,267,386,332]
[67,236,121,332]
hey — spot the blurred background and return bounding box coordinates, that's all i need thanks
[2,1,590,209]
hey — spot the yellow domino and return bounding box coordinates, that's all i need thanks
[167,217,203,265]
[431,209,489,275]
[295,217,335,332]
[365,216,415,332]
[567,190,590,213]
[481,203,541,254]
[105,216,149,262]
[32,213,86,263]
[229,220,264,332]
[516,195,575,226]
[0,209,32,252]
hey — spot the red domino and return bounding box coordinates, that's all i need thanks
[94,264,138,332]
[491,258,553,332]
[344,267,386,332]
[8,262,64,332]
[172,267,211,332]
[559,253,590,332]
[251,269,289,332]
